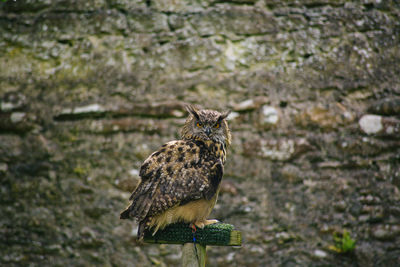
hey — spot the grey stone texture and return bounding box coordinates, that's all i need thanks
[1,0,400,266]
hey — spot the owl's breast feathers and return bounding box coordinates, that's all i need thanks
[120,139,227,239]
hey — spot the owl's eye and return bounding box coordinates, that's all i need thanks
[213,123,220,129]
[196,122,203,128]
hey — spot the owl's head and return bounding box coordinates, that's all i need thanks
[181,105,232,146]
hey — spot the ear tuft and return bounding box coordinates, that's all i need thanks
[219,110,231,121]
[185,104,200,120]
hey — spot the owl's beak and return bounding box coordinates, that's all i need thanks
[205,127,212,136]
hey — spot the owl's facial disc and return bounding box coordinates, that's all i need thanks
[181,105,231,145]
[194,119,223,142]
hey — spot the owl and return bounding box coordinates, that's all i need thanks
[120,105,231,240]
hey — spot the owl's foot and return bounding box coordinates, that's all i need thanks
[190,219,219,230]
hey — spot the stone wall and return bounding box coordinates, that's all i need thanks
[1,0,400,266]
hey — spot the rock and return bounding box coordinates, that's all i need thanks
[243,137,311,161]
[275,231,294,244]
[366,206,385,222]
[2,0,52,12]
[354,242,375,267]
[233,96,269,112]
[359,114,383,134]
[295,104,355,131]
[279,164,302,183]
[52,0,108,11]
[78,226,104,249]
[333,200,347,212]
[318,161,342,168]
[126,9,169,33]
[358,195,380,205]
[55,101,186,121]
[219,180,238,196]
[56,104,107,120]
[244,138,294,161]
[313,249,327,258]
[88,118,170,134]
[112,101,186,118]
[0,92,27,112]
[0,163,8,173]
[83,206,107,219]
[371,225,400,241]
[226,111,240,121]
[0,112,35,133]
[368,98,400,116]
[152,0,204,12]
[189,5,277,37]
[10,112,26,123]
[336,135,400,157]
[115,170,140,192]
[259,105,279,126]
[359,114,400,137]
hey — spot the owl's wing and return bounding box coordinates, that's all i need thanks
[120,140,223,223]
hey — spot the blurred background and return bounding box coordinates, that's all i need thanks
[1,0,400,266]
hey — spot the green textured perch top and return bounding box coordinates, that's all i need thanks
[143,222,242,246]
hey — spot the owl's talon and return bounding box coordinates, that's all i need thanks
[204,219,219,226]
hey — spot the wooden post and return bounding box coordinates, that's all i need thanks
[143,222,241,266]
[182,243,206,267]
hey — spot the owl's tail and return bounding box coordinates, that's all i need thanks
[120,209,150,240]
[137,221,147,240]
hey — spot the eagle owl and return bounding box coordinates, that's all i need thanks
[120,105,231,240]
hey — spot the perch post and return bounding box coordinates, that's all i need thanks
[144,222,241,266]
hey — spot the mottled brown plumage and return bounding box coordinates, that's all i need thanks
[120,105,231,239]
